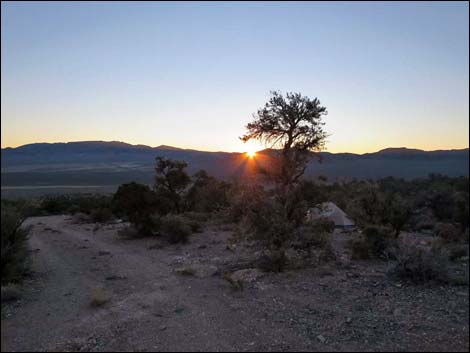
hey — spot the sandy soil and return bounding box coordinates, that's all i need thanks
[1,215,469,352]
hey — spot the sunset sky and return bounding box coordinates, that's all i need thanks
[1,1,469,153]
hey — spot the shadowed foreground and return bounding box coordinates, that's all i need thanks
[2,215,469,352]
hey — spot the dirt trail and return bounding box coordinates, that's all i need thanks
[1,216,469,352]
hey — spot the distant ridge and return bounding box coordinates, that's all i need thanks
[3,140,468,155]
[1,141,468,188]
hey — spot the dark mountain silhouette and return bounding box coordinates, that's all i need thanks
[1,141,468,188]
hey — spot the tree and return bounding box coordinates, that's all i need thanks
[385,194,412,237]
[186,170,230,212]
[241,91,328,220]
[113,182,161,235]
[155,157,191,213]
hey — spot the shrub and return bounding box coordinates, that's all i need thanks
[351,239,370,260]
[176,267,196,276]
[90,207,113,223]
[1,207,30,284]
[113,183,162,236]
[389,245,449,283]
[1,284,22,302]
[257,249,287,273]
[350,226,396,260]
[434,223,462,243]
[160,214,192,244]
[90,287,112,307]
[40,194,113,216]
[307,217,335,234]
[292,220,333,252]
[446,244,469,262]
[363,225,396,258]
[186,170,230,213]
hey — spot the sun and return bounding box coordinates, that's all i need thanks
[246,150,256,158]
[245,145,258,158]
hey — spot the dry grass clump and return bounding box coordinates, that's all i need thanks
[160,214,192,244]
[90,287,112,307]
[176,266,196,276]
[1,284,22,302]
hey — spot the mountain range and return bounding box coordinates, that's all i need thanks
[1,141,468,192]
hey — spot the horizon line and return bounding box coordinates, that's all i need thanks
[1,139,469,155]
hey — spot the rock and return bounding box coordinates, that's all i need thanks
[159,325,167,331]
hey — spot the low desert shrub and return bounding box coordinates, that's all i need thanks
[350,226,396,260]
[446,244,469,262]
[90,287,112,307]
[1,284,22,302]
[389,245,449,283]
[434,223,462,243]
[113,183,161,236]
[307,217,336,234]
[90,207,114,223]
[256,250,287,273]
[160,214,192,244]
[351,238,370,260]
[176,266,196,276]
[1,207,30,284]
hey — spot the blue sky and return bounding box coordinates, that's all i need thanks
[1,1,468,152]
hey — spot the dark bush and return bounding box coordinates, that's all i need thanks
[160,214,192,244]
[90,207,114,223]
[186,170,230,213]
[257,250,287,273]
[113,183,161,236]
[435,223,462,243]
[351,239,370,260]
[351,226,396,260]
[1,207,30,284]
[389,245,449,283]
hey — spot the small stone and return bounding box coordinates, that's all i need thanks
[159,325,167,331]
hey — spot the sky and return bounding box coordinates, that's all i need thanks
[1,1,469,153]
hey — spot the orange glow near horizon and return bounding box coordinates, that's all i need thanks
[246,150,256,158]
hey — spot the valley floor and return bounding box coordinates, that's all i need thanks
[1,215,469,352]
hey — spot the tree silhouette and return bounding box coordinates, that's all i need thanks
[155,157,191,213]
[241,91,328,190]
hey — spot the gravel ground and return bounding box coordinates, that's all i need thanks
[1,215,469,352]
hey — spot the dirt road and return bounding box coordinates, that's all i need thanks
[1,216,469,351]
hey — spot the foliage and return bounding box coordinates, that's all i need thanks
[347,185,387,227]
[241,91,328,228]
[351,226,396,260]
[384,194,412,237]
[113,182,160,236]
[238,195,295,250]
[155,157,191,213]
[434,222,462,243]
[1,205,30,284]
[160,214,192,244]
[256,249,287,273]
[185,170,230,212]
[389,245,450,283]
[40,193,113,216]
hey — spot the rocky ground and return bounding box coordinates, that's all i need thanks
[1,215,469,352]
